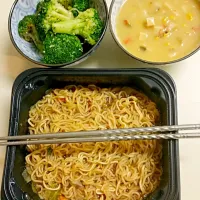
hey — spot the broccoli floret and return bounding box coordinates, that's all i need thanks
[43,33,83,64]
[70,8,79,17]
[72,0,89,11]
[58,0,72,8]
[18,15,44,52]
[52,8,103,45]
[35,0,74,41]
[58,0,89,11]
[36,0,45,15]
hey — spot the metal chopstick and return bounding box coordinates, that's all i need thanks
[0,124,200,146]
[0,132,200,146]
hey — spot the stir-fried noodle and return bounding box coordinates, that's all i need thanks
[25,85,162,200]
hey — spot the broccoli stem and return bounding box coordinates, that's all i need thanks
[54,2,73,17]
[29,26,44,52]
[52,19,84,33]
[18,15,44,52]
[51,11,71,21]
[59,0,72,9]
[28,35,43,53]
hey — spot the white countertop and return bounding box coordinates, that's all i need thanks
[0,0,199,199]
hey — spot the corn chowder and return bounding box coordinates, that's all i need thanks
[116,0,200,62]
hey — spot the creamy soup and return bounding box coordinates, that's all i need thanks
[116,0,200,62]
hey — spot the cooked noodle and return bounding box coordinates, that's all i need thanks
[25,85,162,200]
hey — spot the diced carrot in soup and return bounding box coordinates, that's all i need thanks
[124,37,132,44]
[192,26,200,32]
[116,0,200,62]
[123,19,131,26]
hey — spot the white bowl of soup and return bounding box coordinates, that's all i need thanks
[109,0,200,64]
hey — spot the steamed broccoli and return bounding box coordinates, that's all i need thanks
[58,0,71,8]
[17,0,102,65]
[43,33,83,64]
[35,0,74,41]
[58,0,89,11]
[36,0,45,15]
[52,8,103,45]
[71,0,89,11]
[71,9,79,17]
[18,15,44,52]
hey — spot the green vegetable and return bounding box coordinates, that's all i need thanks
[18,0,103,65]
[52,8,103,45]
[58,0,72,8]
[46,190,60,200]
[31,179,60,199]
[72,0,89,11]
[32,183,37,193]
[22,169,31,183]
[47,146,53,155]
[43,32,83,64]
[36,0,45,15]
[71,8,79,17]
[35,0,74,41]
[18,15,44,52]
[58,0,89,11]
[51,190,60,200]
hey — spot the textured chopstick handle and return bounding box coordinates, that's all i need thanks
[107,133,199,141]
[101,124,200,135]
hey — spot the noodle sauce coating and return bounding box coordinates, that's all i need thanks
[25,85,162,200]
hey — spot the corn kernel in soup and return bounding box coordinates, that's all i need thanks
[116,0,200,62]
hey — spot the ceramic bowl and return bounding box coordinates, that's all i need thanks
[109,0,200,65]
[8,0,108,67]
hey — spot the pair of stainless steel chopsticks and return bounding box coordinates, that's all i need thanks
[1,124,200,146]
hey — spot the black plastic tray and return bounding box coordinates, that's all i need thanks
[1,68,180,200]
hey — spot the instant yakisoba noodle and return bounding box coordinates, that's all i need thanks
[24,85,162,200]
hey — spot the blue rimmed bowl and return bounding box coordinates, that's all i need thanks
[8,0,108,68]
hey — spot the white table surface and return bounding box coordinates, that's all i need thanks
[0,0,200,199]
